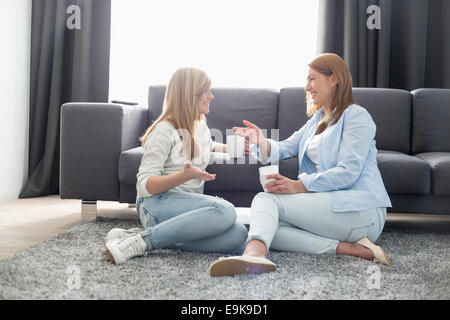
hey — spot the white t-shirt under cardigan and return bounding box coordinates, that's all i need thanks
[305,112,329,173]
[136,119,216,198]
[306,131,324,173]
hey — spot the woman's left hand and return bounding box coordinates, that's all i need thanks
[264,174,308,194]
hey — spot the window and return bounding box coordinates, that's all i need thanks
[109,0,319,105]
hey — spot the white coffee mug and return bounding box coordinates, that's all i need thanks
[259,165,279,192]
[227,135,245,158]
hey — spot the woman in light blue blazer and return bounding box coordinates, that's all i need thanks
[210,53,393,277]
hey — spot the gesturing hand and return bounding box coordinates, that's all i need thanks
[264,174,308,194]
[183,161,216,181]
[233,120,266,147]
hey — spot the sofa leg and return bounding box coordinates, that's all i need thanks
[81,200,97,222]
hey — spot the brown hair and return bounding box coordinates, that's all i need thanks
[306,53,354,134]
[140,68,211,159]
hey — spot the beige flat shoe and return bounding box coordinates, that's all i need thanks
[356,237,392,265]
[210,255,276,277]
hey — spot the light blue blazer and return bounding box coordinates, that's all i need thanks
[251,104,392,212]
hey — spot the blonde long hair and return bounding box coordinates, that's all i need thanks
[306,53,354,134]
[140,68,212,159]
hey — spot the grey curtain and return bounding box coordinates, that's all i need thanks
[19,0,111,198]
[317,0,450,90]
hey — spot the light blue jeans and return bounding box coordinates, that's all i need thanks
[248,192,387,255]
[136,191,248,254]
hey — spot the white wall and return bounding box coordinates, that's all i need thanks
[0,0,31,203]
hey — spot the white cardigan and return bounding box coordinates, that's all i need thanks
[136,119,214,198]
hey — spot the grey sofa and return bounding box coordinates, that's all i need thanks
[60,86,450,217]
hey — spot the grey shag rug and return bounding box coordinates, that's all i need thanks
[1,217,449,300]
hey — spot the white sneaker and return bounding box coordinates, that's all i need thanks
[106,233,147,264]
[104,227,144,243]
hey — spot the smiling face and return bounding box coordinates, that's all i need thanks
[196,87,214,115]
[306,67,337,112]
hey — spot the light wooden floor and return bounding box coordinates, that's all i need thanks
[0,195,139,260]
[0,195,449,260]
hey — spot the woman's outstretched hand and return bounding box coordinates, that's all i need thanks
[264,174,308,194]
[183,161,216,181]
[233,120,266,145]
[233,120,272,160]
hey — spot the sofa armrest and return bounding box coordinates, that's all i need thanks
[60,102,149,201]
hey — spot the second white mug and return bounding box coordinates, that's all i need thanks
[259,165,279,192]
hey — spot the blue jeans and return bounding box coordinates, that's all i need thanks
[137,191,248,254]
[248,192,387,255]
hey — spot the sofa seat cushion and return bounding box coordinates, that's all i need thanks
[206,157,305,192]
[119,148,268,192]
[414,152,450,196]
[120,148,437,196]
[376,150,431,194]
[119,147,143,185]
[205,160,265,192]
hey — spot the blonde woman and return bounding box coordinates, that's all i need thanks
[105,68,247,264]
[210,53,392,276]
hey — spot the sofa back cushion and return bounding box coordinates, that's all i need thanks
[352,88,411,154]
[148,85,166,122]
[148,85,279,144]
[278,88,309,140]
[206,88,279,192]
[278,88,412,154]
[411,88,450,154]
[206,87,279,142]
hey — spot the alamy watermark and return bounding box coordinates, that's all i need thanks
[367,5,381,30]
[365,265,381,289]
[66,4,380,31]
[66,265,81,290]
[66,5,81,30]
[167,127,280,167]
